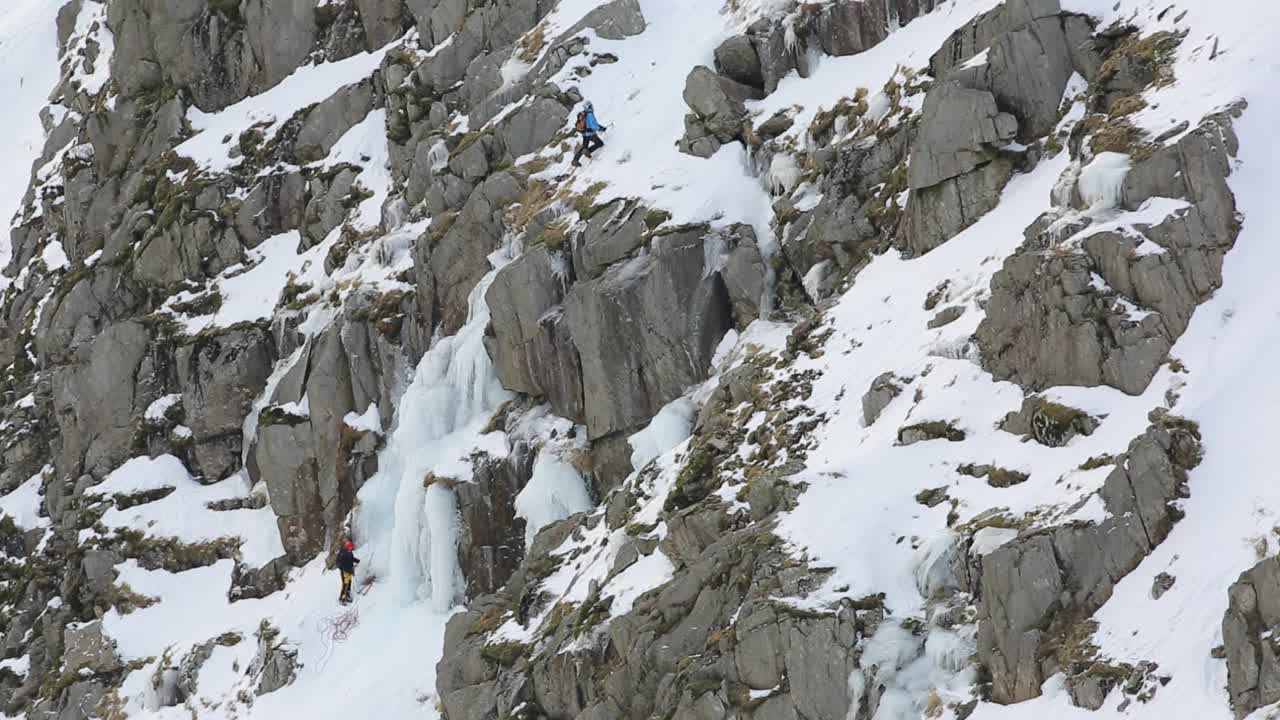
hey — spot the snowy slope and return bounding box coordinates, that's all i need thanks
[970,2,1280,718]
[0,0,63,290]
[2,0,1280,719]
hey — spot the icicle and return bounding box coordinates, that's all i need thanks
[424,482,463,611]
[354,233,515,608]
[703,230,730,280]
[768,152,802,196]
[428,140,449,171]
[1078,151,1133,212]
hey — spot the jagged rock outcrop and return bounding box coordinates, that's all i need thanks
[1224,555,1280,717]
[485,245,584,422]
[977,416,1202,704]
[107,0,320,112]
[250,621,298,695]
[437,513,877,720]
[686,0,949,159]
[2,0,648,717]
[249,295,408,564]
[776,123,911,295]
[898,81,1017,257]
[51,321,154,480]
[935,0,1097,138]
[977,108,1241,395]
[564,227,733,440]
[712,0,942,96]
[899,0,1101,255]
[907,83,1018,192]
[178,324,277,482]
[0,1,1259,719]
[571,199,651,282]
[486,204,767,494]
[714,224,769,328]
[814,0,941,56]
[421,171,524,335]
[458,446,536,599]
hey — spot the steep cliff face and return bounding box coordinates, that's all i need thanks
[0,0,1278,719]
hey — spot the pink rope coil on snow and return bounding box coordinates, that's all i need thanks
[315,605,360,672]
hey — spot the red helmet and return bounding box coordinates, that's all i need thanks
[344,541,354,550]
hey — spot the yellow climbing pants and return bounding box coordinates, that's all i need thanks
[340,571,354,602]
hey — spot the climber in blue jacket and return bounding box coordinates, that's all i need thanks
[572,101,607,167]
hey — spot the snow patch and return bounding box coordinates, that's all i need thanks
[178,47,395,172]
[514,452,593,547]
[344,403,383,434]
[0,468,50,530]
[145,394,182,423]
[628,399,698,471]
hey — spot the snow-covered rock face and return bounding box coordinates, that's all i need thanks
[1,0,1278,719]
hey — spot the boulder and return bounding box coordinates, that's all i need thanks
[945,13,1079,139]
[230,556,292,601]
[1224,556,1280,717]
[249,320,367,564]
[999,396,1099,447]
[301,324,360,539]
[928,305,966,328]
[861,372,903,426]
[750,19,806,95]
[108,0,319,113]
[498,97,570,160]
[355,0,412,49]
[815,0,882,57]
[907,82,1017,191]
[255,416,325,564]
[680,66,763,145]
[62,621,120,674]
[291,76,382,164]
[714,224,769,328]
[571,200,649,282]
[564,228,734,439]
[713,35,763,91]
[899,157,1014,257]
[559,0,645,42]
[900,0,1105,254]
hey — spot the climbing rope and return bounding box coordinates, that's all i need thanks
[313,575,375,672]
[315,604,360,673]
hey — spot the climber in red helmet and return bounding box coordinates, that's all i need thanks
[336,540,360,605]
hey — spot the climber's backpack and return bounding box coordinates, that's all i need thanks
[575,111,587,133]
